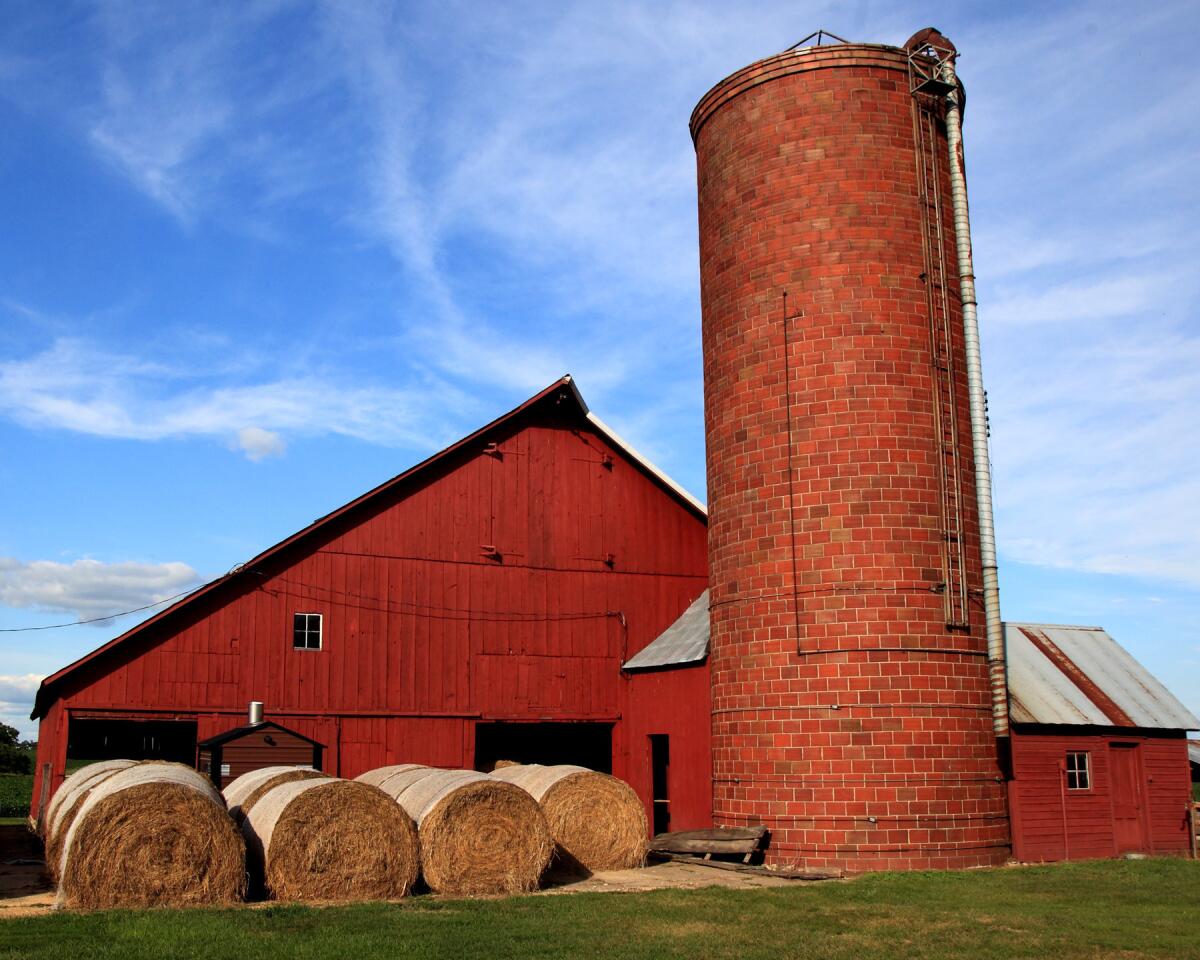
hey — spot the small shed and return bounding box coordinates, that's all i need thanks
[198,720,324,789]
[1006,623,1199,862]
[622,590,713,836]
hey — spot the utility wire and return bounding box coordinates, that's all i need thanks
[266,574,622,624]
[0,584,208,633]
[0,561,629,633]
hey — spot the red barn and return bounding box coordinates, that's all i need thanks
[1005,623,1198,861]
[28,377,713,834]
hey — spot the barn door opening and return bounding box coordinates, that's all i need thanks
[1109,742,1149,854]
[650,734,670,835]
[67,717,198,766]
[473,722,612,772]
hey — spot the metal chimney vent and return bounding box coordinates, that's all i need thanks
[248,701,264,725]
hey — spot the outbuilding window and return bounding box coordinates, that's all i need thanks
[293,612,322,650]
[1065,751,1090,790]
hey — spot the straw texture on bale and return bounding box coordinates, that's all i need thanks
[242,778,418,902]
[222,766,326,821]
[384,768,552,895]
[42,760,138,880]
[491,764,647,872]
[353,763,427,789]
[57,762,246,909]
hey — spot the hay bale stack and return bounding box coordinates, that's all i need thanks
[242,778,418,902]
[57,762,245,909]
[223,766,327,822]
[377,768,552,895]
[354,763,428,789]
[491,764,647,872]
[42,760,138,880]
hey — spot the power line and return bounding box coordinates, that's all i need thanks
[266,575,623,624]
[0,584,207,633]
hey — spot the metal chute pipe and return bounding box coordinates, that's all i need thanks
[939,54,1009,737]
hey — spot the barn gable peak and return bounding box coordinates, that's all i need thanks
[31,376,706,719]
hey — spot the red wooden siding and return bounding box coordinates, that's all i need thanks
[622,663,713,832]
[1008,728,1192,861]
[31,401,708,828]
[201,727,320,788]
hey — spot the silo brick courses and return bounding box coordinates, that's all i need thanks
[692,42,1009,870]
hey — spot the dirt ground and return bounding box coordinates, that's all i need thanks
[0,824,52,918]
[538,858,797,895]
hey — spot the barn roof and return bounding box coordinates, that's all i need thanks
[623,589,709,671]
[31,376,706,719]
[1006,623,1199,730]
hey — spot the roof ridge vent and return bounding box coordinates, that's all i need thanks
[785,29,851,51]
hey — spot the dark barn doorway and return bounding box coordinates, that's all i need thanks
[67,718,198,765]
[474,722,613,772]
[650,734,670,835]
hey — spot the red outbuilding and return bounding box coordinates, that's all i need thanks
[28,377,713,835]
[1005,623,1198,861]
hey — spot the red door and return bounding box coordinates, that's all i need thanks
[1109,743,1148,854]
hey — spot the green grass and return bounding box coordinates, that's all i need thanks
[3,859,1199,959]
[0,774,32,818]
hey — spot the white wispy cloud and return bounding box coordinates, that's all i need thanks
[0,558,200,620]
[0,675,45,740]
[0,674,46,703]
[78,0,347,226]
[0,338,472,455]
[236,426,286,461]
[2,0,1198,602]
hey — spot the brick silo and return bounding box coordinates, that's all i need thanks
[692,32,1011,870]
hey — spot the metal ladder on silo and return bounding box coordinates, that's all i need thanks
[909,73,970,631]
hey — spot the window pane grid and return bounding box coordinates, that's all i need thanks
[1066,751,1090,790]
[293,613,322,650]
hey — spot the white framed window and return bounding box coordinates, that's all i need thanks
[1065,751,1090,790]
[293,612,323,650]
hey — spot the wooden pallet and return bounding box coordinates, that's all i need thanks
[648,826,768,863]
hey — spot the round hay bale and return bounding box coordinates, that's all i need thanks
[57,761,245,909]
[42,759,136,838]
[353,764,428,789]
[490,764,647,872]
[492,759,520,770]
[372,765,441,800]
[42,760,139,879]
[242,778,418,902]
[223,766,327,821]
[385,769,552,895]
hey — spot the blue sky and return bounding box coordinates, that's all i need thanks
[1,1,1197,740]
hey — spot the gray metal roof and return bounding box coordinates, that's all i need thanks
[623,590,709,671]
[623,608,1197,729]
[1188,741,1200,767]
[1006,622,1199,731]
